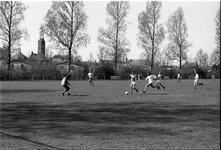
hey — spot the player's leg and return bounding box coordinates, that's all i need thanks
[197,81,204,86]
[194,80,197,89]
[160,83,165,89]
[142,83,150,93]
[130,82,133,94]
[150,83,158,89]
[88,78,92,85]
[62,85,69,95]
[62,87,65,96]
[133,82,138,93]
[66,85,70,95]
[91,78,94,86]
[155,81,161,90]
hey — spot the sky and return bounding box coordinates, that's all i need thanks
[19,0,220,62]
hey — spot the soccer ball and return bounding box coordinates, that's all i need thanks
[125,91,129,95]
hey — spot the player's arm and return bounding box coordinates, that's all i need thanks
[135,74,139,81]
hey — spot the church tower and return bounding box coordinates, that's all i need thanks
[38,31,45,55]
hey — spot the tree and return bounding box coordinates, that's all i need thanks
[195,49,209,68]
[0,44,8,61]
[0,1,28,74]
[137,1,164,72]
[210,48,220,65]
[87,52,94,62]
[43,1,90,72]
[213,8,220,63]
[97,1,130,69]
[165,6,192,70]
[97,46,107,61]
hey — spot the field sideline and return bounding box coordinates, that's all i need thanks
[0,79,220,149]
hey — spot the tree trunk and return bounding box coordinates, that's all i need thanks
[151,42,154,72]
[179,46,182,70]
[7,42,11,80]
[68,48,71,73]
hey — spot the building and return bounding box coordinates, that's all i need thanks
[55,62,85,79]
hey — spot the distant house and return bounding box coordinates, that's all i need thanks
[0,60,7,71]
[51,55,67,63]
[10,60,32,72]
[12,50,29,61]
[55,62,85,79]
[29,51,48,65]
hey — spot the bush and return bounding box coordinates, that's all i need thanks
[95,64,115,79]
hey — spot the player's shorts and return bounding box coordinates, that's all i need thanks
[63,84,70,90]
[194,79,198,85]
[131,81,136,87]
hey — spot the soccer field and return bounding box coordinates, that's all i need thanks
[0,79,220,149]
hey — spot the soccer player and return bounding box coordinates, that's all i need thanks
[177,73,181,82]
[155,71,166,90]
[130,70,139,94]
[211,74,215,81]
[193,69,204,89]
[141,72,159,93]
[88,69,94,86]
[61,73,71,96]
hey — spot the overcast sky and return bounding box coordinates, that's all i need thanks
[19,0,220,61]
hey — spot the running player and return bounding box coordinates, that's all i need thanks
[88,69,94,86]
[130,70,139,94]
[141,72,159,93]
[193,69,204,89]
[177,73,181,82]
[155,71,166,90]
[61,73,71,96]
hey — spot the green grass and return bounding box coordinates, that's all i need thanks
[0,79,220,149]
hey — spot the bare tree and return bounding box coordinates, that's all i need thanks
[210,48,220,65]
[87,52,94,62]
[97,46,107,61]
[0,1,29,74]
[137,1,164,71]
[214,8,220,63]
[43,1,90,72]
[165,6,192,70]
[195,49,209,68]
[97,1,130,69]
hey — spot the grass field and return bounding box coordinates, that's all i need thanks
[0,79,220,150]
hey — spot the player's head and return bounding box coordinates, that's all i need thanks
[132,70,135,74]
[159,71,162,74]
[148,72,151,75]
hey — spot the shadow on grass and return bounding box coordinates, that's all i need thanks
[143,93,169,95]
[0,101,220,139]
[0,89,59,94]
[72,95,89,97]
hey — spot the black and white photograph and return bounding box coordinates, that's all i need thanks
[0,0,220,149]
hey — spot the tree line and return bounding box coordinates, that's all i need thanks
[0,1,220,78]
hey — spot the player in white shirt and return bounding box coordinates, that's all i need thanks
[61,73,71,96]
[141,72,159,93]
[155,71,165,90]
[88,69,94,86]
[193,69,203,89]
[130,70,139,94]
[177,73,181,82]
